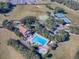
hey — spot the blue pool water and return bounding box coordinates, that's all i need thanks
[32,35,48,46]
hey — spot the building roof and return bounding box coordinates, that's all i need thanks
[60,17,71,23]
[54,13,65,18]
[54,13,71,24]
[20,33,49,55]
[19,26,27,35]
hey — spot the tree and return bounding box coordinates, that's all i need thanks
[70,26,79,35]
[59,30,70,42]
[54,7,66,14]
[0,2,9,9]
[45,19,55,29]
[46,5,54,10]
[56,19,65,25]
[0,2,14,13]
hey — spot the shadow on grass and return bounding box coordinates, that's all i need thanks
[7,39,44,59]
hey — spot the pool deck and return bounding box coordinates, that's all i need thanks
[32,33,49,46]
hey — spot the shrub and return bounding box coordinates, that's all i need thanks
[56,19,65,25]
[7,39,41,59]
[46,5,54,10]
[54,7,66,14]
[70,26,79,35]
[0,2,15,13]
[51,30,70,42]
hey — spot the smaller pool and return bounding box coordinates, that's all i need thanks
[32,34,49,46]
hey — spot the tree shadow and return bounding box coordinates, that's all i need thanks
[0,3,16,14]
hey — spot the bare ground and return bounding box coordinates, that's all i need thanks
[0,44,25,59]
[0,5,47,26]
[0,3,79,59]
[50,2,79,25]
[0,5,48,59]
[0,28,25,59]
[53,35,79,59]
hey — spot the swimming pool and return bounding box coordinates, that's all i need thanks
[32,34,49,46]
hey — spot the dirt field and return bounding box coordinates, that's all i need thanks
[0,5,48,59]
[0,44,25,59]
[1,28,79,59]
[0,3,79,59]
[0,3,79,25]
[52,35,79,59]
[50,2,79,25]
[0,5,47,26]
[0,28,25,59]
